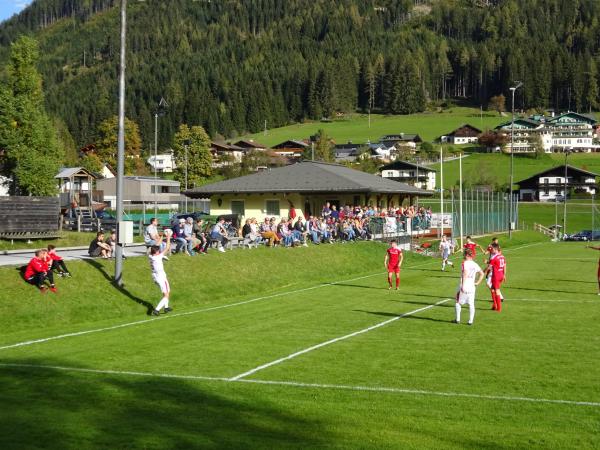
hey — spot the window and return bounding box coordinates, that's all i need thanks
[231,200,245,216]
[265,200,280,216]
[543,178,549,184]
[151,185,178,194]
[544,187,550,195]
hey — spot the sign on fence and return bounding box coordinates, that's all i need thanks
[430,213,453,228]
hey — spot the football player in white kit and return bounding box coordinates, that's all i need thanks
[150,231,172,316]
[453,248,484,326]
[439,235,454,271]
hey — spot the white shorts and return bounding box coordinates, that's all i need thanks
[456,290,475,306]
[153,274,170,294]
[442,251,450,259]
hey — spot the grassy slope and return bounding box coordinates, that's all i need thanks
[0,233,599,448]
[431,153,600,190]
[242,107,506,147]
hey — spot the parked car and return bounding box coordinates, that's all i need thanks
[564,230,600,241]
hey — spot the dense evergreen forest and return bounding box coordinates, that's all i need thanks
[0,0,599,152]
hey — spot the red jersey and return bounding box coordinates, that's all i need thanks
[464,242,477,256]
[490,254,506,279]
[386,247,402,267]
[48,249,63,261]
[24,257,47,279]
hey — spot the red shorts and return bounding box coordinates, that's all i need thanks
[387,264,400,274]
[597,263,600,278]
[491,275,504,290]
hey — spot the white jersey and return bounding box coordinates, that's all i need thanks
[149,253,166,278]
[459,260,482,293]
[440,241,453,256]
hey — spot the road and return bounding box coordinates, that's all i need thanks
[0,244,148,267]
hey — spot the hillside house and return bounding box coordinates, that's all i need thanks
[516,165,598,201]
[380,160,436,191]
[440,124,482,144]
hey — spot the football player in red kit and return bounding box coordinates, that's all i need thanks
[486,243,506,311]
[485,237,499,263]
[384,240,403,290]
[463,235,486,260]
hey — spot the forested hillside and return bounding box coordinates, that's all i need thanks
[0,0,599,151]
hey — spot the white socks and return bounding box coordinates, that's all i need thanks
[455,302,475,324]
[156,296,169,311]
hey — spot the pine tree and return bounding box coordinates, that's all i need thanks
[313,129,334,162]
[0,36,63,196]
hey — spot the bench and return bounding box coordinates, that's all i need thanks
[0,231,62,241]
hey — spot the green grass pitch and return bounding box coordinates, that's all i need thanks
[0,232,598,449]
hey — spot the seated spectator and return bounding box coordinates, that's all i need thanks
[172,218,187,254]
[47,245,71,277]
[184,217,198,256]
[25,249,57,293]
[307,216,321,244]
[144,217,166,251]
[242,218,261,246]
[193,218,209,254]
[259,217,279,247]
[105,229,122,258]
[278,218,293,247]
[88,232,111,258]
[210,217,228,253]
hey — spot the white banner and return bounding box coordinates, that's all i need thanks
[430,213,453,228]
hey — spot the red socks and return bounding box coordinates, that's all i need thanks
[491,290,501,312]
[396,277,400,288]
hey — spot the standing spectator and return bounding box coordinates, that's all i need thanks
[47,245,71,277]
[172,218,187,254]
[330,205,339,220]
[88,232,111,258]
[322,202,332,218]
[25,249,57,293]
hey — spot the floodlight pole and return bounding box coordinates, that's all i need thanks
[509,81,522,239]
[439,146,444,238]
[459,152,464,249]
[562,149,571,238]
[114,0,127,287]
[154,112,158,216]
[184,139,191,213]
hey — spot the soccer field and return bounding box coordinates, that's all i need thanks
[0,234,599,449]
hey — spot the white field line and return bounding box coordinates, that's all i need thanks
[0,240,544,353]
[229,299,450,381]
[0,362,597,408]
[499,298,600,303]
[0,272,383,352]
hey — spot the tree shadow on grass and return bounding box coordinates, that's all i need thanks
[332,283,389,290]
[0,358,329,449]
[507,285,592,295]
[353,309,452,323]
[542,278,596,284]
[83,258,155,315]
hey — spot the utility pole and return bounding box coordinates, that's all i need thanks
[459,152,464,249]
[509,81,523,239]
[562,148,572,238]
[184,139,190,213]
[114,0,127,287]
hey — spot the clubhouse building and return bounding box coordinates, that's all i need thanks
[184,161,432,219]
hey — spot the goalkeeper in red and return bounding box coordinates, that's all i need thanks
[384,240,403,290]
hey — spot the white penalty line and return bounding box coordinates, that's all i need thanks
[229,299,450,381]
[0,362,597,408]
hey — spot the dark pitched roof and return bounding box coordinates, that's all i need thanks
[232,140,267,149]
[272,139,309,149]
[516,165,599,185]
[184,161,432,197]
[334,143,364,150]
[212,141,245,152]
[380,134,422,143]
[380,160,436,172]
[495,118,541,129]
[446,124,482,137]
[547,112,597,125]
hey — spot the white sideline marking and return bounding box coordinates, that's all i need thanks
[0,239,544,352]
[501,298,599,304]
[0,362,598,408]
[0,272,383,352]
[229,299,450,381]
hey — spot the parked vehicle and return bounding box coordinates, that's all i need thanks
[564,230,600,241]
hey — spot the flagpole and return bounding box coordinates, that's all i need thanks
[459,152,464,249]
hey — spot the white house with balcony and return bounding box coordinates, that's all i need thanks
[147,152,176,173]
[380,160,436,191]
[516,165,598,202]
[496,112,599,154]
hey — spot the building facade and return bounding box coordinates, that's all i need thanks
[380,161,436,191]
[147,153,176,173]
[184,161,431,220]
[516,165,598,201]
[97,176,183,207]
[441,124,482,145]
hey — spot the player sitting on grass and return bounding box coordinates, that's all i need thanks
[485,244,506,311]
[47,245,71,277]
[384,240,403,290]
[150,231,173,316]
[454,248,484,326]
[24,249,57,293]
